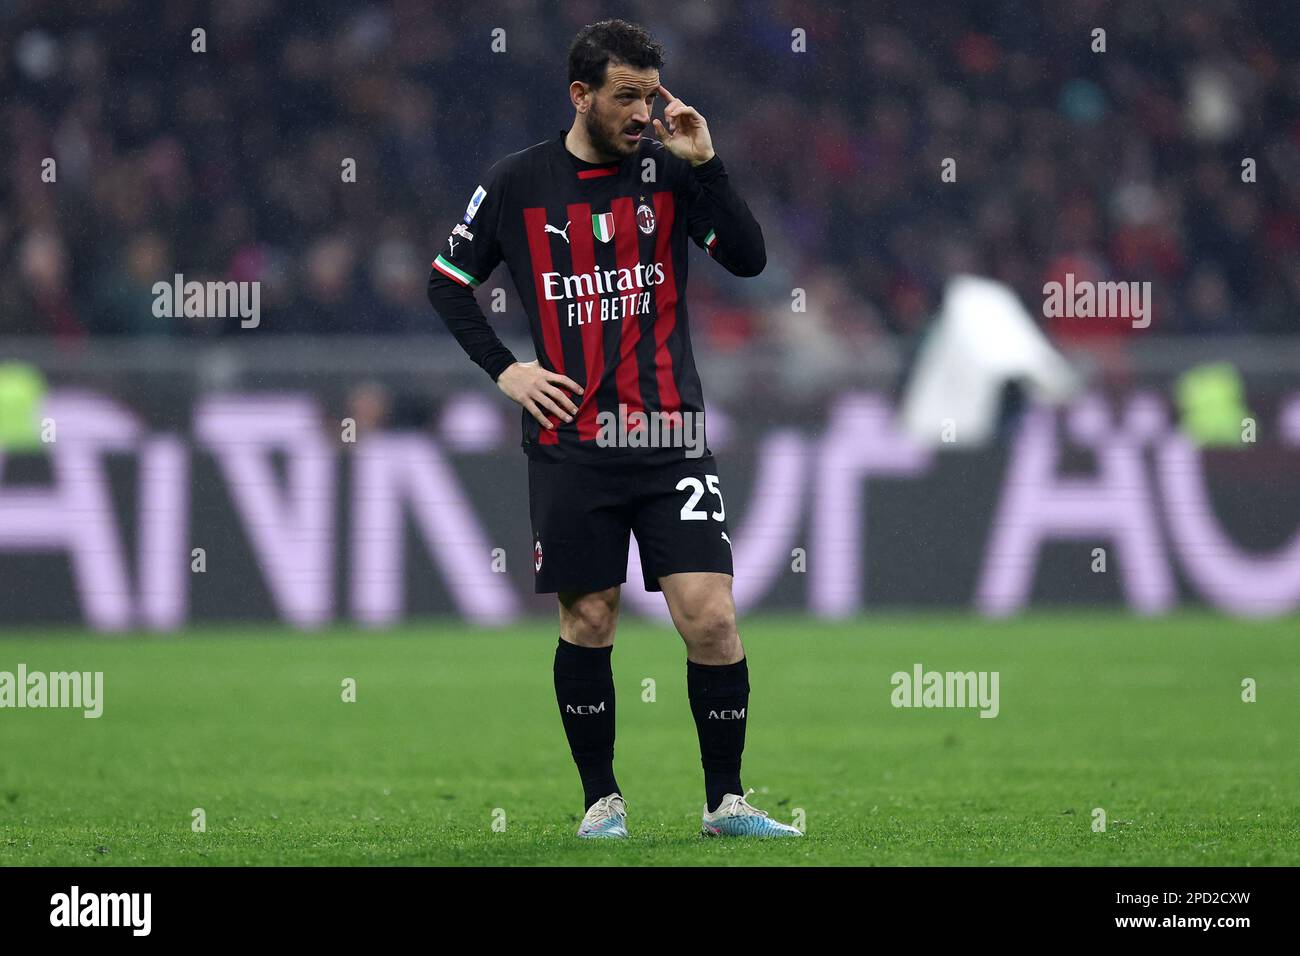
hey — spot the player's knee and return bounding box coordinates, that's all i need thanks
[678,599,738,652]
[559,588,620,646]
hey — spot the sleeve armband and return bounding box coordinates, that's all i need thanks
[432,254,483,288]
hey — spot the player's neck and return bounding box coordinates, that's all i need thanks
[564,123,620,165]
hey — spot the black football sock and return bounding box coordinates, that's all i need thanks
[554,638,620,812]
[687,657,749,813]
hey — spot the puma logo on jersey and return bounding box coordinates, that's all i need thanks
[709,708,745,720]
[544,220,572,244]
[565,701,606,715]
[721,532,731,547]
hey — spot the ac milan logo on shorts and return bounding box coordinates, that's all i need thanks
[534,539,543,572]
[637,203,656,235]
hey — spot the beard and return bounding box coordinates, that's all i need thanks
[583,99,641,161]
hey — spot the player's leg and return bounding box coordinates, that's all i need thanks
[629,454,744,815]
[631,454,801,837]
[559,585,621,647]
[554,587,627,836]
[658,570,748,808]
[658,571,800,837]
[630,454,744,807]
[528,459,634,837]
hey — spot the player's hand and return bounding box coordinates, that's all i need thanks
[496,360,584,430]
[653,85,715,166]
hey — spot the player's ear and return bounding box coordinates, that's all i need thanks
[569,81,591,112]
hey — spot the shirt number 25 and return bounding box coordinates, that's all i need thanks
[677,475,725,521]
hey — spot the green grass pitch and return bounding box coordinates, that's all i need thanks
[1,612,1296,866]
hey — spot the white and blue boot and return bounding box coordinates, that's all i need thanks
[577,793,628,839]
[701,789,803,838]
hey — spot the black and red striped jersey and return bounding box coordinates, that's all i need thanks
[428,128,765,465]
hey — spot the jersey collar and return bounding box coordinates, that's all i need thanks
[556,128,627,180]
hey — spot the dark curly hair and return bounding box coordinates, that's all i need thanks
[568,19,665,89]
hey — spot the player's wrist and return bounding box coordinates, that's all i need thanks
[490,357,522,383]
[690,154,724,180]
[690,150,718,167]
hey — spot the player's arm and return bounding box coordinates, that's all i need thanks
[426,274,518,380]
[682,156,766,277]
[654,84,766,278]
[427,167,582,430]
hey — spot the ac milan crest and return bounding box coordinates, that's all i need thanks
[637,203,656,235]
[534,538,544,572]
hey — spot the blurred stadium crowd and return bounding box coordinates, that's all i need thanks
[1,0,1296,351]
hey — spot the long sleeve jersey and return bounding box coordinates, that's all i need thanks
[427,128,765,465]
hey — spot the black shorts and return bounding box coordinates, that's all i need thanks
[528,453,735,594]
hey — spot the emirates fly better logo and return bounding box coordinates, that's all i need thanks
[542,262,665,328]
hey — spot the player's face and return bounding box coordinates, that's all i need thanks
[583,62,660,161]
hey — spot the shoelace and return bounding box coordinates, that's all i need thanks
[589,796,624,823]
[724,788,768,818]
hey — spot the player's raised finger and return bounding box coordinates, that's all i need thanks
[656,83,675,103]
